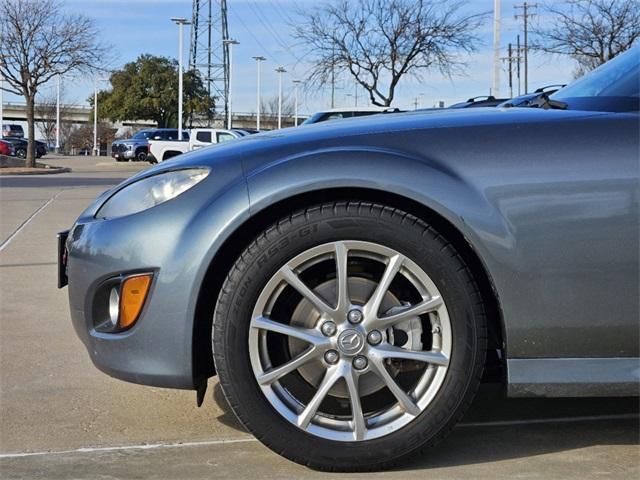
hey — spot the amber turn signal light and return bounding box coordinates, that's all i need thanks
[119,274,152,329]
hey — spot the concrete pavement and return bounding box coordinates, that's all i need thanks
[1,156,638,479]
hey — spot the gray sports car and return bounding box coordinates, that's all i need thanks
[59,47,639,471]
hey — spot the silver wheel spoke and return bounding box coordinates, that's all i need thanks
[334,242,350,314]
[257,348,321,385]
[374,344,449,367]
[280,266,335,316]
[374,296,443,329]
[344,368,366,441]
[251,316,326,346]
[298,367,341,429]
[370,357,421,416]
[365,254,405,318]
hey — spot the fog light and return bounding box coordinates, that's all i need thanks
[108,286,120,328]
[118,274,152,329]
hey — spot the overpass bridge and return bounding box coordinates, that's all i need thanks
[2,101,307,132]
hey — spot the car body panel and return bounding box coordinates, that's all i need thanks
[64,106,639,393]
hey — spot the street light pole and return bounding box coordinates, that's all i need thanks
[55,74,60,153]
[93,79,98,155]
[275,66,286,129]
[253,56,266,130]
[171,17,191,139]
[224,39,240,130]
[93,77,108,156]
[292,80,301,127]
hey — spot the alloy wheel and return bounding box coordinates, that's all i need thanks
[248,240,451,442]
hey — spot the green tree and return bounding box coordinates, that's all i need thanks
[96,54,214,127]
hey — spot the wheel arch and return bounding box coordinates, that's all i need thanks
[192,187,506,384]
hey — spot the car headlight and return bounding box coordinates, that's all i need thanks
[96,168,209,219]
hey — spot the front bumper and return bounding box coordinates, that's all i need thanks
[112,149,135,160]
[61,159,249,390]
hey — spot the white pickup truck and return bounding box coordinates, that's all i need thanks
[148,128,243,163]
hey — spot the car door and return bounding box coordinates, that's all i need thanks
[484,113,639,359]
[192,130,212,150]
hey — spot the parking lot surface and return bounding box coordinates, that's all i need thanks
[1,156,638,479]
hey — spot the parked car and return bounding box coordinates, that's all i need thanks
[59,48,639,471]
[497,85,567,108]
[1,137,47,158]
[111,128,189,162]
[2,124,25,138]
[0,139,15,156]
[302,107,400,125]
[148,128,243,163]
[232,128,261,136]
[449,95,510,108]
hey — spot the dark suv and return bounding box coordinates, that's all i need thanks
[111,128,189,162]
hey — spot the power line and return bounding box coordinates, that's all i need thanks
[227,2,280,63]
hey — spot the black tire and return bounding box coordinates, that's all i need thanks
[213,202,487,471]
[136,150,147,162]
[16,148,26,159]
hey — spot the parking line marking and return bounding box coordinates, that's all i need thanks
[1,413,637,459]
[0,190,64,253]
[0,437,258,459]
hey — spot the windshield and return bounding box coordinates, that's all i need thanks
[302,112,327,125]
[551,47,639,99]
[131,130,152,140]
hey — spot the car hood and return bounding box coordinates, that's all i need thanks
[113,107,612,188]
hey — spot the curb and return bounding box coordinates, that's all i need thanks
[0,166,72,176]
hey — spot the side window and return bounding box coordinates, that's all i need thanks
[326,113,344,121]
[196,131,212,143]
[182,131,190,140]
[216,132,235,143]
[164,130,179,140]
[151,131,163,140]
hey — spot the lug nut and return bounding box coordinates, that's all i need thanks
[367,330,383,345]
[324,350,339,365]
[347,309,364,324]
[320,321,337,337]
[352,355,368,370]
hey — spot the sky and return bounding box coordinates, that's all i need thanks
[11,0,577,115]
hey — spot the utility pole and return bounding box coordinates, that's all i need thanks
[223,38,239,129]
[516,34,522,95]
[55,74,61,153]
[507,43,513,98]
[514,2,536,94]
[493,0,501,98]
[253,56,266,130]
[292,80,301,127]
[172,17,191,138]
[276,66,286,129]
[500,43,519,98]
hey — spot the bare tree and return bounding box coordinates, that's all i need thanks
[533,0,640,75]
[294,0,486,107]
[260,95,295,121]
[35,91,75,150]
[0,0,108,167]
[68,122,116,154]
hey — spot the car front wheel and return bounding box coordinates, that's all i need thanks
[213,202,487,471]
